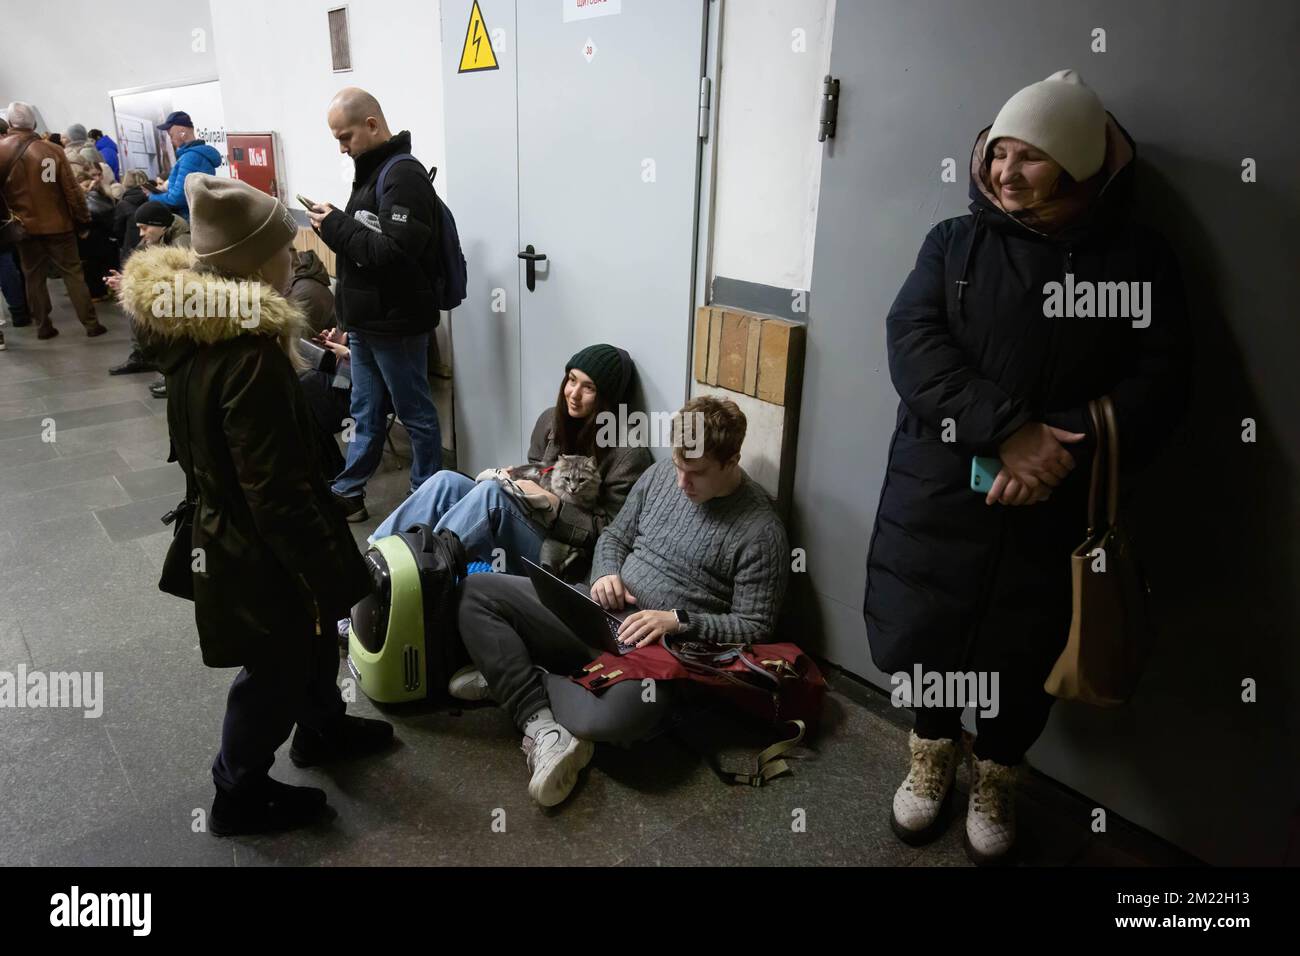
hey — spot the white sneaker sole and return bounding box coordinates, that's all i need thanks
[448,666,491,702]
[528,737,595,807]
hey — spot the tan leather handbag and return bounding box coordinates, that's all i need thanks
[1044,396,1154,705]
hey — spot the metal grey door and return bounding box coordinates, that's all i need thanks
[441,0,522,475]
[515,0,707,442]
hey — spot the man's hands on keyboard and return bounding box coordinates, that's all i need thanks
[592,574,637,611]
[616,610,681,650]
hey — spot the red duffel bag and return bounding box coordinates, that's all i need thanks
[570,635,827,784]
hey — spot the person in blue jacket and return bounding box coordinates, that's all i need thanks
[153,111,221,221]
[88,128,120,179]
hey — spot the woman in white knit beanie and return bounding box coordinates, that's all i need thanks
[981,69,1107,230]
[866,70,1192,865]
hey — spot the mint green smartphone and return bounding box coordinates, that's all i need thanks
[970,456,1001,493]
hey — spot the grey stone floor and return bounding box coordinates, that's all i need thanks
[0,289,1196,867]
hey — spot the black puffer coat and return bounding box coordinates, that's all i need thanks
[863,114,1192,677]
[113,185,150,253]
[121,245,372,667]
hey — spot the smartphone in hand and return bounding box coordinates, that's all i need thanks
[970,456,1002,493]
[296,194,320,212]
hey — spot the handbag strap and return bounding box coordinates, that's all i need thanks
[1084,396,1122,535]
[1,136,38,188]
[1100,395,1120,527]
[1085,399,1106,536]
[1,136,39,222]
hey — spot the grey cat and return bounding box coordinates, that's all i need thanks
[536,455,600,574]
[546,454,600,508]
[506,462,544,484]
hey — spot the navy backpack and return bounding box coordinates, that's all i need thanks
[376,153,468,312]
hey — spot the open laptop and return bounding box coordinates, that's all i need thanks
[522,557,636,656]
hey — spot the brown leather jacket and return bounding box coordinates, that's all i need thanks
[0,130,89,236]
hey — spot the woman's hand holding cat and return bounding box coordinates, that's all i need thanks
[616,610,679,649]
[592,574,637,612]
[514,479,559,509]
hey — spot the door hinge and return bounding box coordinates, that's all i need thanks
[698,76,712,140]
[819,75,840,142]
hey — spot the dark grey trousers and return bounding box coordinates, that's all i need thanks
[457,572,674,746]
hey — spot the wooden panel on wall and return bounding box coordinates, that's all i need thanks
[717,310,751,392]
[705,307,724,384]
[693,307,712,385]
[692,305,805,407]
[293,227,336,278]
[743,318,763,395]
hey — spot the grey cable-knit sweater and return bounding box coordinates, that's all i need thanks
[590,459,789,644]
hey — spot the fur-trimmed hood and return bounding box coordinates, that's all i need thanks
[119,244,306,372]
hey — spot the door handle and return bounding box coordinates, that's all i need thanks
[518,244,547,292]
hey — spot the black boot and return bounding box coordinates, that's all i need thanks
[149,377,167,399]
[331,491,368,523]
[209,777,328,837]
[290,714,394,768]
[109,351,154,375]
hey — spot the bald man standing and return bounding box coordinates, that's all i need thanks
[307,88,444,521]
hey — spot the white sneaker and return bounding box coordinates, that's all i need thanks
[891,731,958,844]
[965,754,1019,865]
[448,665,491,702]
[523,721,594,807]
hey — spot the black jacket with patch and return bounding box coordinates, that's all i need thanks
[318,131,440,337]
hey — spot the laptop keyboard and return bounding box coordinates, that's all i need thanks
[608,617,635,654]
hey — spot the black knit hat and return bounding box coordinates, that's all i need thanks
[567,344,632,401]
[135,201,174,228]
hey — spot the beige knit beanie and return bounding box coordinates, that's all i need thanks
[986,69,1107,181]
[185,174,298,276]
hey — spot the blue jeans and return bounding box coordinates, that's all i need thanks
[370,471,546,573]
[0,249,27,315]
[332,330,442,498]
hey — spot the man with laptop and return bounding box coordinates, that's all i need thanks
[457,396,790,807]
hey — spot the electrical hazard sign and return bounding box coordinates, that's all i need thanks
[458,1,499,73]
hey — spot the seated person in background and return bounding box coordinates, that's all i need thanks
[75,165,118,301]
[287,249,335,336]
[124,200,191,254]
[456,395,790,807]
[111,169,162,260]
[298,327,354,481]
[371,344,653,580]
[107,200,191,382]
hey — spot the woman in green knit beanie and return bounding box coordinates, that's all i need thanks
[369,342,653,594]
